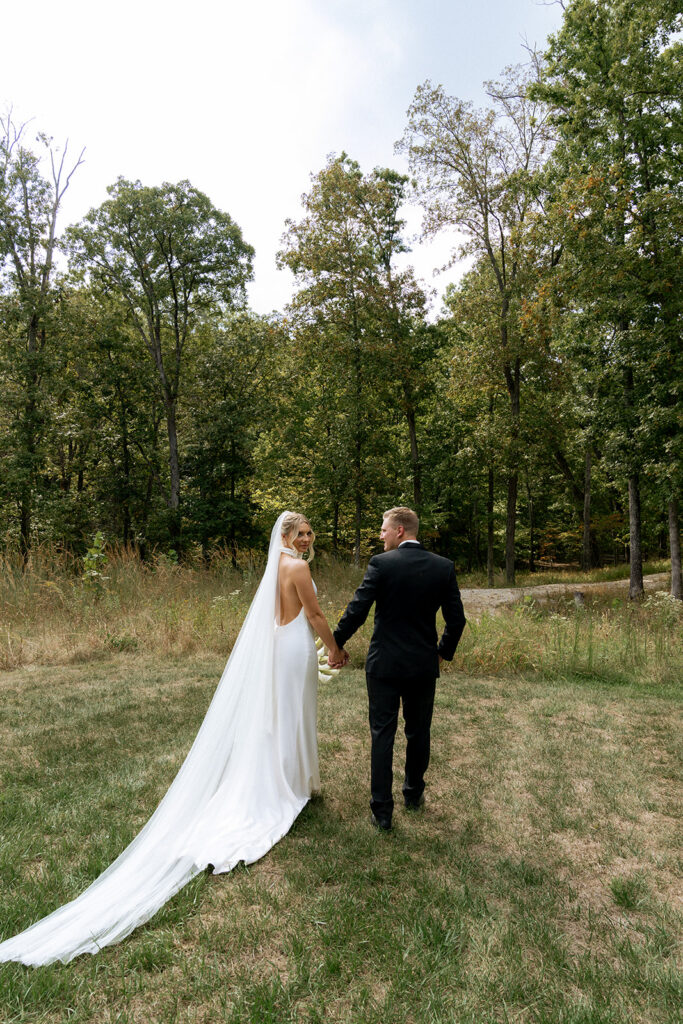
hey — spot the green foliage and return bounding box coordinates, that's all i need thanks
[67,177,254,318]
[400,63,563,583]
[81,530,108,593]
[275,154,434,559]
[66,177,255,549]
[0,13,680,583]
[530,0,683,592]
[183,312,281,555]
[0,115,84,557]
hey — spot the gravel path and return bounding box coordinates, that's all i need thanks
[460,572,671,617]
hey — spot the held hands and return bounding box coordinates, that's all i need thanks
[315,638,347,682]
[327,646,349,669]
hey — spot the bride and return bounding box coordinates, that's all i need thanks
[0,511,345,967]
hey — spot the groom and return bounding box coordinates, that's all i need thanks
[331,507,466,830]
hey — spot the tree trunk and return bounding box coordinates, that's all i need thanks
[138,469,155,562]
[122,495,131,547]
[487,466,495,587]
[473,496,482,570]
[19,345,39,566]
[354,491,362,567]
[582,449,592,571]
[120,396,131,546]
[504,356,520,586]
[466,503,474,573]
[669,496,682,600]
[19,495,31,566]
[351,310,363,568]
[628,474,644,599]
[332,502,339,552]
[165,395,181,551]
[526,477,535,573]
[505,472,517,585]
[405,403,422,512]
[553,445,599,564]
[230,451,237,568]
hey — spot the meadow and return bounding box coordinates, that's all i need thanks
[0,549,681,1022]
[0,547,679,686]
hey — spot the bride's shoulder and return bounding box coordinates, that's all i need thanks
[280,554,311,577]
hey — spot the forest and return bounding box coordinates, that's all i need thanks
[1,4,682,1020]
[1,0,681,597]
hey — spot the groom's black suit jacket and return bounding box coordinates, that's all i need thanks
[333,542,466,681]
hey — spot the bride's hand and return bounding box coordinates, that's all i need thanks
[327,646,349,669]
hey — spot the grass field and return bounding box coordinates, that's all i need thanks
[0,549,681,1021]
[0,652,681,1023]
[0,548,681,687]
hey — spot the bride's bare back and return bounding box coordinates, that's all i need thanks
[277,526,337,654]
[279,554,309,625]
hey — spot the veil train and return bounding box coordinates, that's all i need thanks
[0,512,308,967]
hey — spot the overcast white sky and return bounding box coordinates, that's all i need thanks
[2,0,563,315]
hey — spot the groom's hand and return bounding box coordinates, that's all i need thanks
[328,646,349,669]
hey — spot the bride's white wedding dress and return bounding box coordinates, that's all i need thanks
[0,513,319,967]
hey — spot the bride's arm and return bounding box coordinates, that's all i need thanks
[292,562,344,659]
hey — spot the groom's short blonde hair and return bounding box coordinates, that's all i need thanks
[383,506,419,535]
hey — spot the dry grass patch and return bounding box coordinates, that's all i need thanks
[0,657,681,1023]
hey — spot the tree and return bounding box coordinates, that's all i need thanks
[532,0,683,597]
[442,264,510,581]
[67,179,254,550]
[399,62,557,583]
[347,166,436,511]
[279,155,422,562]
[183,313,281,562]
[57,286,167,553]
[0,114,83,559]
[443,250,572,579]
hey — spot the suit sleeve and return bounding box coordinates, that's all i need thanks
[333,557,380,649]
[437,565,467,661]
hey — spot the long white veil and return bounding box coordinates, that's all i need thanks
[0,512,301,967]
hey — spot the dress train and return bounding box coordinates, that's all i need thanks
[0,515,318,966]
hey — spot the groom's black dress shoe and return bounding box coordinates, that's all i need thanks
[371,812,392,831]
[404,794,425,810]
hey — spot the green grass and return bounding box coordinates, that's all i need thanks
[0,656,681,1023]
[450,589,682,686]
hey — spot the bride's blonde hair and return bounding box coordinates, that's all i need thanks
[281,511,315,561]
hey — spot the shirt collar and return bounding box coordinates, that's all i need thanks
[398,540,421,547]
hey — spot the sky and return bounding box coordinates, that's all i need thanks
[2,0,564,315]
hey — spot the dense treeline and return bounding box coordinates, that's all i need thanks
[0,0,681,596]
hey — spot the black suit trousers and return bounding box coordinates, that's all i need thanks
[365,673,437,820]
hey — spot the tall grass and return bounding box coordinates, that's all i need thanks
[452,591,683,686]
[1,545,680,686]
[0,544,265,670]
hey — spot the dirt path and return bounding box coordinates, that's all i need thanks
[460,572,671,617]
